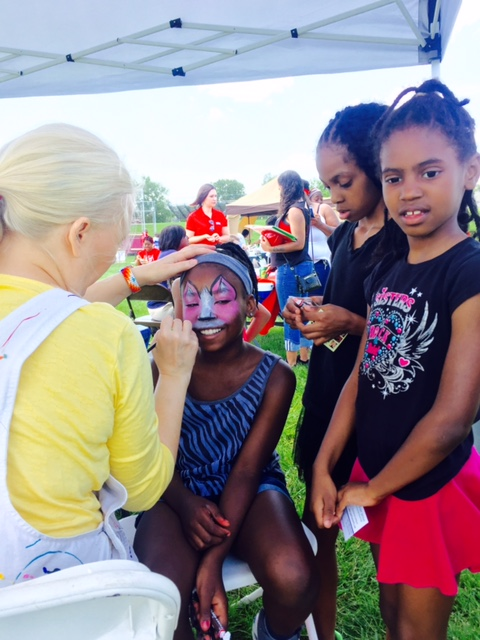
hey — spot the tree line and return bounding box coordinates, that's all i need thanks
[139,174,328,223]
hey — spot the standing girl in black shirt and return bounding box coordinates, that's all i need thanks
[312,80,480,639]
[283,103,390,640]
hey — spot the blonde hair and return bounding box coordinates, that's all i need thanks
[0,123,136,243]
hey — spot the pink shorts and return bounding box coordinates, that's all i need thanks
[350,448,480,596]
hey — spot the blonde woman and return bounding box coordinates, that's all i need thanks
[0,124,198,586]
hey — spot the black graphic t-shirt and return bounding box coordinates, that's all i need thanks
[303,220,389,416]
[357,238,480,500]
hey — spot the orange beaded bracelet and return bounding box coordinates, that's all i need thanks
[120,266,141,293]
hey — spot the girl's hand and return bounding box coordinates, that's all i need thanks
[336,481,382,521]
[282,296,304,329]
[177,494,231,551]
[310,472,340,529]
[151,316,198,379]
[196,561,228,639]
[300,304,352,344]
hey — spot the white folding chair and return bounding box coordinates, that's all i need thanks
[120,515,319,640]
[222,523,319,640]
[0,558,180,640]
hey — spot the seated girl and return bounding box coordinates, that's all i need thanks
[134,234,160,265]
[134,243,318,640]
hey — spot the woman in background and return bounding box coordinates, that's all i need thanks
[134,234,160,264]
[186,184,230,246]
[260,170,313,367]
[304,183,340,297]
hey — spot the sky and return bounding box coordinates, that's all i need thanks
[0,0,479,205]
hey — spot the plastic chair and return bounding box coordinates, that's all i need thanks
[120,515,319,640]
[222,523,319,640]
[126,284,173,331]
[0,558,180,640]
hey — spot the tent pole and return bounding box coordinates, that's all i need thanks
[431,59,441,79]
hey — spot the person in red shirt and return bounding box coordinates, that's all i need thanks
[186,184,230,246]
[135,235,161,265]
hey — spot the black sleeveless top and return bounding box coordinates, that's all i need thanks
[271,202,311,268]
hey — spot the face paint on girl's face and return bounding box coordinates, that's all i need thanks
[182,274,241,335]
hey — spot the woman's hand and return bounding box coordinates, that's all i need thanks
[259,236,274,253]
[134,245,214,286]
[176,493,231,551]
[310,471,340,529]
[195,559,228,639]
[151,316,198,380]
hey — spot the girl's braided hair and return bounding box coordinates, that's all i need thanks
[317,102,409,261]
[374,79,480,240]
[318,102,388,190]
[215,241,259,303]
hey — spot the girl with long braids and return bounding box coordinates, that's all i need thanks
[283,103,392,640]
[312,80,480,639]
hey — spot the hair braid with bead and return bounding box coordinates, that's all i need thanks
[375,79,480,239]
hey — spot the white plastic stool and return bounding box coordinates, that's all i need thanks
[222,522,319,640]
[0,559,180,640]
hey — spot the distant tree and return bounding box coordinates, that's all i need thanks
[138,176,174,223]
[262,173,276,185]
[213,179,246,206]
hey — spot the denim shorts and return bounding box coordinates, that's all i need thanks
[276,260,314,351]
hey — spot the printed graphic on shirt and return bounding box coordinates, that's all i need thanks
[361,287,437,398]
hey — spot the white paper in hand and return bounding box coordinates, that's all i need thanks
[340,505,369,541]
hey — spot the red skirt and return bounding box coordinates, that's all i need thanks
[350,449,480,596]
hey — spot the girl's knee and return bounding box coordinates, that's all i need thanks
[262,552,319,608]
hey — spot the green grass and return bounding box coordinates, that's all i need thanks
[130,222,186,236]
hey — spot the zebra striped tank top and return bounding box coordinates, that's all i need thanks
[177,351,286,497]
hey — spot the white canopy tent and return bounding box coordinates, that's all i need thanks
[0,0,462,99]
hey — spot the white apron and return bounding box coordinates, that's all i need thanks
[0,288,135,587]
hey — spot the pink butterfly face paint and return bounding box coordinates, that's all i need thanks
[182,273,241,338]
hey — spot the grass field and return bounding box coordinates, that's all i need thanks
[108,260,480,640]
